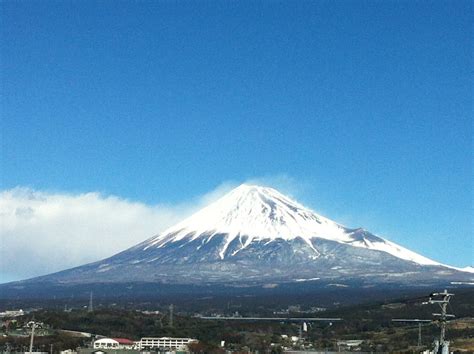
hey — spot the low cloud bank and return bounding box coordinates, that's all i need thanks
[0,187,220,283]
[0,176,305,283]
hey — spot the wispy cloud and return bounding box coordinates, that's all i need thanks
[243,174,311,200]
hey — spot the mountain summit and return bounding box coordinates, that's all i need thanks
[19,184,472,286]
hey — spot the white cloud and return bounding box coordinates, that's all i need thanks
[0,186,230,283]
[244,174,311,200]
[0,177,311,283]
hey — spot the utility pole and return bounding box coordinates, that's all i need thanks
[424,289,454,354]
[417,322,422,347]
[392,289,454,353]
[29,323,36,354]
[27,321,43,354]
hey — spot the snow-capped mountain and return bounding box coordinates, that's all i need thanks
[21,184,473,286]
[143,184,439,266]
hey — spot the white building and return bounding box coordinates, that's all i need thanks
[137,337,197,351]
[93,338,135,350]
[336,339,364,351]
[0,309,25,318]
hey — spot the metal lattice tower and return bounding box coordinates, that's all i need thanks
[169,304,174,327]
[392,319,430,347]
[88,291,93,313]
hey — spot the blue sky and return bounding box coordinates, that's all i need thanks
[1,0,472,280]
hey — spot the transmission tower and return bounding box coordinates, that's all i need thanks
[392,319,430,347]
[169,304,174,328]
[88,291,94,312]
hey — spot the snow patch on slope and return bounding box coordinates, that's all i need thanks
[349,238,440,266]
[444,265,474,274]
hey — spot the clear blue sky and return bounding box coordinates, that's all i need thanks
[1,1,472,267]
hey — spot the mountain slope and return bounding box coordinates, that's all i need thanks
[13,184,473,286]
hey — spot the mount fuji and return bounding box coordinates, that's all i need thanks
[10,184,473,288]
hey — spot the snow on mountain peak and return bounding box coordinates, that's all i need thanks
[153,184,348,243]
[144,184,441,266]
